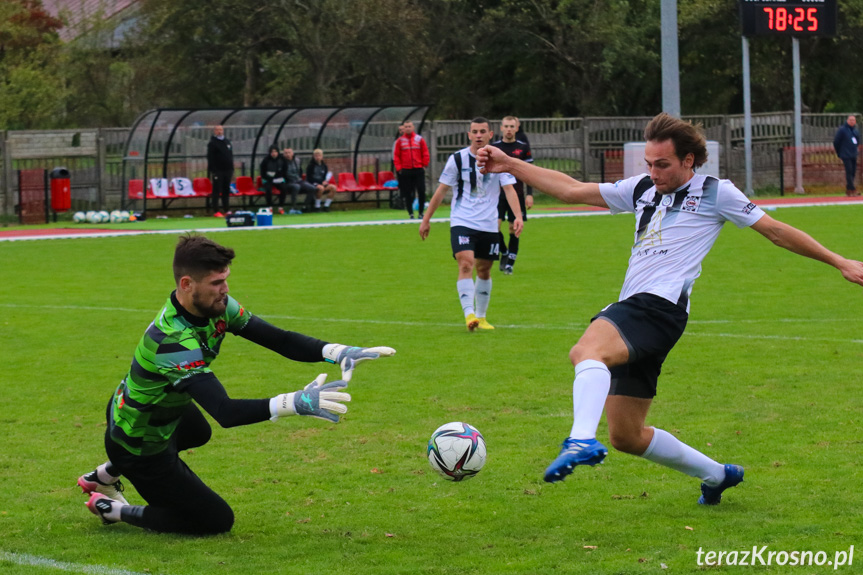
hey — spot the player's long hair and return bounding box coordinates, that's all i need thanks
[173,233,235,283]
[644,113,707,168]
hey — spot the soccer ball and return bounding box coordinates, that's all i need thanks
[427,422,487,481]
[85,210,98,223]
[98,210,110,222]
[72,211,86,223]
[109,210,122,223]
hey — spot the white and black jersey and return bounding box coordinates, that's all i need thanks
[439,147,516,233]
[599,173,765,312]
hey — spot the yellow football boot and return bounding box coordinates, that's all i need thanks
[465,313,480,332]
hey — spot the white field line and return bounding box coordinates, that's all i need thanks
[0,551,164,575]
[4,198,860,242]
[0,212,610,242]
[2,303,861,344]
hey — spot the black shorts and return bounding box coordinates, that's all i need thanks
[450,226,501,261]
[592,293,688,399]
[497,191,527,222]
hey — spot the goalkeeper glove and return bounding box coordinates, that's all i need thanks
[322,344,396,382]
[270,373,350,423]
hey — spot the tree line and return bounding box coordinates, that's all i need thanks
[1,0,862,129]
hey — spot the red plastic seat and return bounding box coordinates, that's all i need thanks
[235,176,263,196]
[192,177,212,196]
[378,171,396,186]
[357,172,381,191]
[128,179,144,199]
[336,172,363,192]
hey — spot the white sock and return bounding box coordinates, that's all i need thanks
[641,427,726,486]
[96,462,119,484]
[569,360,611,439]
[457,278,475,317]
[475,278,492,318]
[324,198,332,207]
[315,199,321,208]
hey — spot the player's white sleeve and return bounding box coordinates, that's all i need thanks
[438,154,459,187]
[599,175,644,214]
[716,180,765,228]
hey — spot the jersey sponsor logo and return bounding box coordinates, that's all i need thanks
[458,235,471,245]
[214,319,227,337]
[743,202,757,214]
[511,149,523,157]
[682,195,701,212]
[177,359,206,371]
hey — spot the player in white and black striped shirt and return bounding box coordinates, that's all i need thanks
[478,112,863,504]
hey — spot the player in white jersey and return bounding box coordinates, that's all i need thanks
[420,117,524,331]
[477,113,863,504]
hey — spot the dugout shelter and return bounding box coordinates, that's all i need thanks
[122,105,431,213]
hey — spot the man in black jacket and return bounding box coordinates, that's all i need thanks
[833,115,860,197]
[259,146,288,207]
[207,126,234,214]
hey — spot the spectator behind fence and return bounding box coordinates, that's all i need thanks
[283,148,316,214]
[833,114,860,197]
[207,125,234,215]
[307,149,337,212]
[393,120,430,219]
[259,146,288,208]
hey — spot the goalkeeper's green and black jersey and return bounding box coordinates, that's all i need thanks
[109,292,252,456]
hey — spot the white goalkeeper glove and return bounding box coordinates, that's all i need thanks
[322,344,396,382]
[270,373,351,423]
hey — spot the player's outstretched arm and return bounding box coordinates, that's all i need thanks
[477,145,607,208]
[420,183,450,240]
[323,343,396,382]
[270,373,351,423]
[751,214,863,286]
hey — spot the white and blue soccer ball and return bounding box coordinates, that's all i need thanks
[85,210,98,223]
[98,210,110,223]
[72,211,86,223]
[427,422,487,481]
[109,210,121,223]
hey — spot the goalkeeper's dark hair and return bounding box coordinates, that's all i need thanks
[173,233,235,283]
[644,113,708,168]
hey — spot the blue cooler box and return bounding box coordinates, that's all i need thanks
[256,208,273,226]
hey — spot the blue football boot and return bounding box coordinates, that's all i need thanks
[698,464,744,505]
[543,438,608,483]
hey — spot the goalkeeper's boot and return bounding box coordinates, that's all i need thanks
[465,313,480,332]
[543,437,608,483]
[698,464,744,505]
[86,493,121,525]
[476,317,495,330]
[78,471,128,505]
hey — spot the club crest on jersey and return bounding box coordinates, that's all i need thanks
[660,194,674,207]
[682,195,701,212]
[213,319,227,337]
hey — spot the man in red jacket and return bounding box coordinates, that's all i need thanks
[393,121,430,219]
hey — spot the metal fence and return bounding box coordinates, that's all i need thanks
[1,112,856,219]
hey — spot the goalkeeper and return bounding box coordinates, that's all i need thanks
[77,233,395,534]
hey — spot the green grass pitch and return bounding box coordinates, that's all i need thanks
[0,205,861,574]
